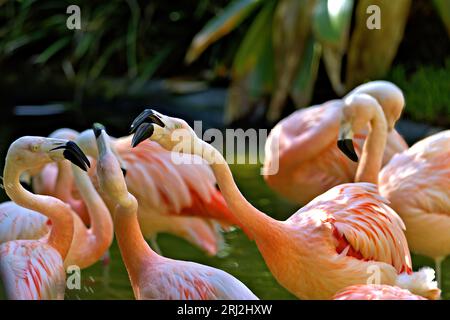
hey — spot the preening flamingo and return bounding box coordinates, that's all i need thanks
[129,107,440,300]
[94,124,258,300]
[378,130,450,286]
[333,285,426,300]
[74,128,239,255]
[263,81,407,204]
[0,137,90,299]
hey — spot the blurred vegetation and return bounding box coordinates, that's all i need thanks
[187,0,450,123]
[387,59,450,127]
[0,0,228,95]
[0,0,448,126]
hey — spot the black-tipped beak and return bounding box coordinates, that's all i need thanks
[51,141,91,171]
[93,122,106,138]
[131,123,154,148]
[337,139,358,162]
[129,109,165,134]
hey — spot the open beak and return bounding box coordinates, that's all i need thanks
[130,109,165,148]
[337,122,358,163]
[51,141,91,171]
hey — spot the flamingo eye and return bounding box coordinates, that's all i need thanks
[30,144,40,152]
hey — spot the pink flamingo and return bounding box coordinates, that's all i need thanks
[378,130,450,286]
[0,136,90,299]
[263,81,407,204]
[18,128,220,256]
[74,128,239,255]
[94,124,258,299]
[333,284,426,300]
[129,106,440,300]
[0,134,114,270]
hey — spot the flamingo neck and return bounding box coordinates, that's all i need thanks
[355,109,387,184]
[195,140,282,240]
[54,160,74,200]
[71,164,113,252]
[3,163,74,259]
[113,195,159,287]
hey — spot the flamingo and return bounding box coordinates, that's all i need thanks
[93,124,258,300]
[0,136,90,299]
[377,130,450,286]
[129,106,440,300]
[0,134,114,270]
[333,284,426,300]
[16,128,221,256]
[263,81,408,204]
[73,128,240,255]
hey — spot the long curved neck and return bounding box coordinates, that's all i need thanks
[195,140,282,239]
[354,108,388,184]
[114,194,159,288]
[3,162,74,259]
[71,164,113,247]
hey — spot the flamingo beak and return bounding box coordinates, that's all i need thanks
[51,141,91,171]
[131,123,154,148]
[129,109,165,134]
[337,122,358,162]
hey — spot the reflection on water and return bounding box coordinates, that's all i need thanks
[0,139,448,300]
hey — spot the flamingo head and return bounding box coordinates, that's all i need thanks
[76,128,128,177]
[338,93,388,162]
[93,123,130,205]
[130,109,199,154]
[6,136,90,172]
[345,80,404,132]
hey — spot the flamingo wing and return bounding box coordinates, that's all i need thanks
[380,130,450,217]
[0,240,65,300]
[0,202,50,244]
[291,183,412,273]
[333,284,425,300]
[141,260,258,300]
[114,136,238,225]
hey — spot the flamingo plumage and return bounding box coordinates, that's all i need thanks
[0,137,90,299]
[0,202,50,244]
[75,129,238,255]
[379,130,450,285]
[263,81,407,204]
[333,284,426,300]
[129,106,440,300]
[94,124,258,300]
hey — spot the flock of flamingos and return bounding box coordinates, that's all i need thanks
[0,80,448,300]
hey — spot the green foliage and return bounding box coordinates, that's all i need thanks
[0,0,225,91]
[187,0,448,123]
[387,61,450,126]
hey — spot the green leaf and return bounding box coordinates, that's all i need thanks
[226,1,276,124]
[232,0,276,78]
[313,0,353,95]
[185,0,263,64]
[345,0,411,90]
[268,0,316,122]
[433,0,450,37]
[290,36,322,108]
[34,37,71,64]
